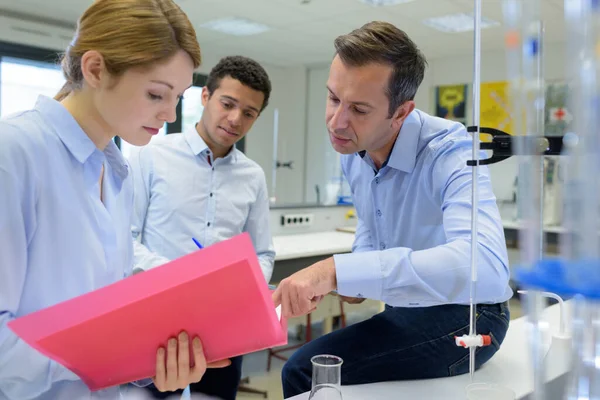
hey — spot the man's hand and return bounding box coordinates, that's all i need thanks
[272,257,337,318]
[338,295,366,304]
[153,332,231,392]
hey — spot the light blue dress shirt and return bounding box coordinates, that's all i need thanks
[129,128,275,282]
[334,109,513,307]
[0,96,137,399]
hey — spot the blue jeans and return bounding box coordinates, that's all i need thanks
[282,302,510,398]
[142,355,243,400]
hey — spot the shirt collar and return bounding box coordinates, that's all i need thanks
[184,127,209,155]
[183,127,238,163]
[358,110,421,173]
[35,95,129,183]
[36,95,96,165]
[386,110,421,173]
[104,140,129,184]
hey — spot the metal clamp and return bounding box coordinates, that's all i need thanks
[466,126,564,166]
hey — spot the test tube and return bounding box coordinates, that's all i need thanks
[502,0,546,398]
[468,0,482,381]
[563,0,600,398]
[562,0,600,283]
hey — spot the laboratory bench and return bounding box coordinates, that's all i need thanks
[287,299,572,400]
[266,208,568,399]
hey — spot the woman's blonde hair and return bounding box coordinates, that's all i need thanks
[54,0,201,101]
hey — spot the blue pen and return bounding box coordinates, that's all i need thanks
[192,237,203,249]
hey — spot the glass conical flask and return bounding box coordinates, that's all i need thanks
[307,355,343,400]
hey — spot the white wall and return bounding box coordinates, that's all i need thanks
[244,65,307,205]
[304,65,337,205]
[429,43,566,203]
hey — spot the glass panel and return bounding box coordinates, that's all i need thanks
[0,57,65,117]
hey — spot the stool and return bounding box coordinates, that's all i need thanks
[238,376,268,398]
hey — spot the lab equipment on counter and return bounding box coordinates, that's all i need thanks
[513,0,600,398]
[308,355,343,400]
[502,0,548,398]
[518,290,572,370]
[454,1,514,398]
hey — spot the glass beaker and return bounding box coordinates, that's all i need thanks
[307,355,343,400]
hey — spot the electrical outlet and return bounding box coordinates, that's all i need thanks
[280,213,314,227]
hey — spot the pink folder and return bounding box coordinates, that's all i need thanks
[8,232,287,391]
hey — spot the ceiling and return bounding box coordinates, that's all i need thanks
[0,0,567,67]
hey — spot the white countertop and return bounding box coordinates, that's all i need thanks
[287,300,571,399]
[502,219,566,233]
[293,222,567,235]
[273,231,355,261]
[270,221,567,264]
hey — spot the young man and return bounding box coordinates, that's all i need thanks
[274,22,513,397]
[129,55,275,400]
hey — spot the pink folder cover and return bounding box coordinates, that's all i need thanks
[8,232,287,391]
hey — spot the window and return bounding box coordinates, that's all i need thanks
[181,85,204,133]
[0,41,211,156]
[0,57,65,117]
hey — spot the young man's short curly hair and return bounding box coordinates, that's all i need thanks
[205,55,272,113]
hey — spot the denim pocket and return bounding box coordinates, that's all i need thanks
[481,303,510,332]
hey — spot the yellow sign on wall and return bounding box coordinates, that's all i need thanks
[480,81,513,136]
[435,84,467,124]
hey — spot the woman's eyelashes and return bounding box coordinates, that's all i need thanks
[148,92,185,102]
[148,92,163,101]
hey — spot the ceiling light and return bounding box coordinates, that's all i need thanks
[358,0,416,6]
[200,17,271,36]
[422,13,500,33]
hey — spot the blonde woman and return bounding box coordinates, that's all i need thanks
[0,1,229,399]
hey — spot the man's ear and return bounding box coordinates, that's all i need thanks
[80,50,106,90]
[201,86,212,107]
[390,100,415,131]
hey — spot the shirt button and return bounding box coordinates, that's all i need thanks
[207,222,211,227]
[212,167,215,171]
[376,209,382,217]
[375,177,380,184]
[210,193,213,197]
[380,242,386,250]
